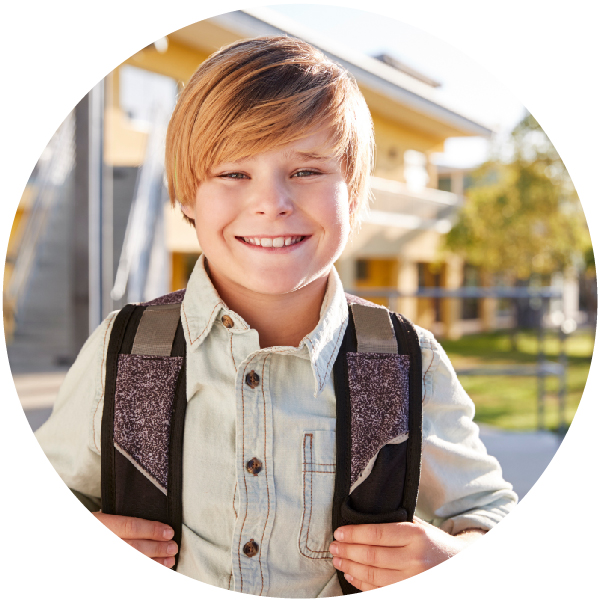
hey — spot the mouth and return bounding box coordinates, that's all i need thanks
[235,235,310,249]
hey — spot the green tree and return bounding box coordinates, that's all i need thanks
[444,112,591,281]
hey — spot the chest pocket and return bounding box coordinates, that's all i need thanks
[299,430,336,560]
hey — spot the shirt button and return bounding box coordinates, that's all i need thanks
[246,457,263,475]
[245,370,260,389]
[243,539,259,558]
[221,315,234,328]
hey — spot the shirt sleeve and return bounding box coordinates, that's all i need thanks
[34,310,119,506]
[414,326,518,534]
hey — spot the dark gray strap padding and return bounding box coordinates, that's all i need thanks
[131,304,182,356]
[350,303,397,354]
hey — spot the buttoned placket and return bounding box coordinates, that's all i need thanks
[223,314,276,596]
[175,264,352,595]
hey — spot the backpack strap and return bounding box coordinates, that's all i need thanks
[333,295,423,594]
[101,293,187,571]
[101,290,421,587]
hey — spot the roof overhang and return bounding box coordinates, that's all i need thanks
[169,7,493,140]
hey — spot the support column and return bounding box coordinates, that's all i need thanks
[72,80,108,358]
[88,79,105,333]
[480,270,496,331]
[563,266,579,323]
[397,259,417,322]
[442,256,462,339]
[72,95,91,356]
[335,257,355,290]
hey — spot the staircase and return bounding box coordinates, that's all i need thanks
[6,174,73,374]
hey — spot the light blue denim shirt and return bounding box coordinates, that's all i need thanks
[35,256,517,597]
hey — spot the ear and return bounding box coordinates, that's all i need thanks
[179,201,196,221]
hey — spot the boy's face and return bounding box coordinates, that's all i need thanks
[181,127,351,299]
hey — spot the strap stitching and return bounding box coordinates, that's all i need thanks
[299,433,333,559]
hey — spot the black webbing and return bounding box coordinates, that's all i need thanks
[101,303,137,515]
[391,313,423,521]
[332,309,422,594]
[167,321,187,571]
[119,306,145,355]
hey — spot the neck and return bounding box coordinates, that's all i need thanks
[206,264,330,348]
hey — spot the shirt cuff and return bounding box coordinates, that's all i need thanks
[439,499,516,535]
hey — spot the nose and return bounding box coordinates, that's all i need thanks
[251,178,294,218]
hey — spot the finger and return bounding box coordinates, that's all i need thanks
[343,574,378,592]
[333,557,404,588]
[330,541,405,570]
[333,522,420,547]
[412,515,438,531]
[153,556,176,569]
[125,539,178,559]
[93,512,174,541]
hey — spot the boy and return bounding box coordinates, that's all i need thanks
[35,36,517,596]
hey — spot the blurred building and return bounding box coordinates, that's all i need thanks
[5,7,498,373]
[436,164,583,333]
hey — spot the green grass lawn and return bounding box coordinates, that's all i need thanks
[439,329,595,432]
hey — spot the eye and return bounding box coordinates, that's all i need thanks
[292,169,321,178]
[219,172,248,180]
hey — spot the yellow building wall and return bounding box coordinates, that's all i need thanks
[355,258,398,308]
[370,111,445,185]
[124,39,210,84]
[171,252,201,291]
[4,184,37,341]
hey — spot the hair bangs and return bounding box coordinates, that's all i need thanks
[166,36,374,230]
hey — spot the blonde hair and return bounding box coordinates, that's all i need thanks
[165,36,374,230]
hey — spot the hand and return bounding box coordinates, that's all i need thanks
[93,512,178,568]
[329,517,485,591]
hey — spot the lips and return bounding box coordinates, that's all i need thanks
[236,236,308,248]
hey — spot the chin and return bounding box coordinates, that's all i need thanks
[246,270,326,296]
[247,278,307,296]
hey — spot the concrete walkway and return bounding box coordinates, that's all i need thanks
[13,371,66,431]
[16,371,563,501]
[477,424,562,501]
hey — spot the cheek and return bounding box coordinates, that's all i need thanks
[194,192,234,240]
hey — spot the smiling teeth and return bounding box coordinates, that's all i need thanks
[242,236,303,247]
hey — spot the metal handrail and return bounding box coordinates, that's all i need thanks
[111,106,170,303]
[346,286,563,299]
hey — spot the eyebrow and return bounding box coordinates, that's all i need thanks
[282,150,333,161]
[220,149,334,167]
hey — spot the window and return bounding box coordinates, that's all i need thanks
[120,65,177,126]
[437,176,452,192]
[355,259,369,281]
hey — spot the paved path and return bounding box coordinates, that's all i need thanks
[16,371,563,501]
[14,371,66,431]
[477,424,562,501]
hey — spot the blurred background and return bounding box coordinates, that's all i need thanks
[5,5,595,501]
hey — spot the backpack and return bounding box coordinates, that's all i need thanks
[101,290,422,595]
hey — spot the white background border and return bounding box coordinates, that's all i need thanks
[2,1,599,598]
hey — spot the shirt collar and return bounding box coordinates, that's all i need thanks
[301,267,349,396]
[181,254,349,396]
